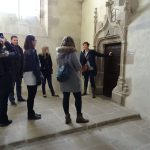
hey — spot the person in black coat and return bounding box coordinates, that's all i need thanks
[80,42,112,98]
[39,47,58,98]
[23,35,43,120]
[9,36,26,105]
[0,36,18,127]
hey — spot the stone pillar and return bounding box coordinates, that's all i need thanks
[112,0,130,105]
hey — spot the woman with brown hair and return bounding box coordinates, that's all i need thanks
[39,47,58,98]
[23,35,42,120]
[56,36,89,124]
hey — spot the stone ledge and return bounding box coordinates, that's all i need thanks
[0,113,141,149]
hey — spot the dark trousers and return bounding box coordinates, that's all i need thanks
[27,85,37,116]
[63,92,82,115]
[42,75,55,96]
[0,74,12,123]
[83,71,96,89]
[9,76,23,102]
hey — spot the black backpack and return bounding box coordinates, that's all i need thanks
[56,63,72,82]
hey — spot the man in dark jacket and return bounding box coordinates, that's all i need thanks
[80,42,112,98]
[0,36,18,127]
[9,36,26,105]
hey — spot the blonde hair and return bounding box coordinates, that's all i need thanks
[42,46,49,53]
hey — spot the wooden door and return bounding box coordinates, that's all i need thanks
[103,43,121,97]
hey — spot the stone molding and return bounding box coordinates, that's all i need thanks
[93,0,137,105]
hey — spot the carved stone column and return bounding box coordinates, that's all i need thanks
[94,8,98,36]
[112,0,130,105]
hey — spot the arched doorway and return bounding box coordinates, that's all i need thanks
[103,42,121,97]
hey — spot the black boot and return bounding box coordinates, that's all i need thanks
[18,98,26,102]
[76,113,89,123]
[28,113,41,120]
[91,88,96,98]
[0,120,12,127]
[11,101,17,106]
[82,86,87,96]
[65,114,72,124]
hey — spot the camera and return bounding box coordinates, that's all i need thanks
[0,33,4,39]
[0,33,4,53]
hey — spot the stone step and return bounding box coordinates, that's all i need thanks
[0,112,141,149]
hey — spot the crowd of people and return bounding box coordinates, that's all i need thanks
[0,34,112,127]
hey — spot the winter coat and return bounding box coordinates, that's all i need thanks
[23,49,41,85]
[39,53,53,76]
[0,41,18,77]
[11,44,24,79]
[80,49,106,76]
[56,46,82,93]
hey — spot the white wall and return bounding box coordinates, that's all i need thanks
[126,0,150,120]
[0,0,82,94]
[81,0,107,49]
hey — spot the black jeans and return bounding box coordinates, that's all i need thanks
[63,92,82,115]
[9,76,23,102]
[83,71,96,89]
[42,75,55,96]
[27,85,37,116]
[0,74,12,123]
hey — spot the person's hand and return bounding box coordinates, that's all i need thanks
[0,38,7,44]
[4,50,9,56]
[0,51,9,58]
[0,38,4,43]
[40,74,44,83]
[109,52,112,56]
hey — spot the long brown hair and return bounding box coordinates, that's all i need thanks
[61,36,75,47]
[24,35,35,50]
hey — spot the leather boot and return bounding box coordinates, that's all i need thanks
[91,88,96,98]
[65,114,72,124]
[76,113,89,123]
[82,86,87,96]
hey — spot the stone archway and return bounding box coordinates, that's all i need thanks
[94,35,121,96]
[93,0,135,105]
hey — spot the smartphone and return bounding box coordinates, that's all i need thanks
[0,33,4,38]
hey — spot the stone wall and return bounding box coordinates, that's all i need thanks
[126,0,150,120]
[81,0,107,48]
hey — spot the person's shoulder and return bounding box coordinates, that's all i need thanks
[89,49,96,54]
[38,53,43,57]
[24,49,34,55]
[89,49,95,52]
[80,50,85,55]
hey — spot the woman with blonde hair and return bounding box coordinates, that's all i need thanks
[56,36,89,124]
[39,46,58,98]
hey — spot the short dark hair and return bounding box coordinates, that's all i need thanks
[61,36,75,47]
[83,42,90,47]
[24,35,35,50]
[11,35,18,40]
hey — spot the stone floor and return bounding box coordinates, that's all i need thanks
[4,119,150,150]
[0,93,140,148]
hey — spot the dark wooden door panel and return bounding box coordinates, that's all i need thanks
[103,43,121,97]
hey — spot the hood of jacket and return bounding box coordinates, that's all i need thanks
[56,46,77,54]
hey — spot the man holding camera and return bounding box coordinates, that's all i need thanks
[9,36,26,105]
[0,34,18,127]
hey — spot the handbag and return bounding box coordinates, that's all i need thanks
[81,64,88,73]
[56,63,72,82]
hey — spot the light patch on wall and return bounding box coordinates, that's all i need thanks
[0,0,18,14]
[0,0,40,18]
[0,0,48,36]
